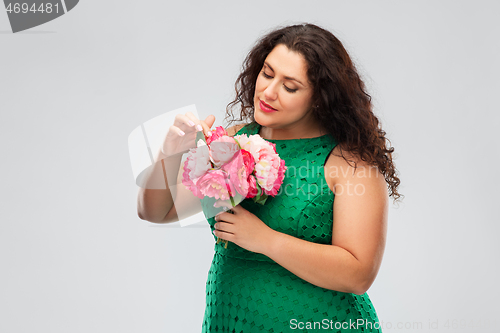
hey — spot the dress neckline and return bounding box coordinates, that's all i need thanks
[256,124,331,142]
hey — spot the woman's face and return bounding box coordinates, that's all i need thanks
[254,44,315,132]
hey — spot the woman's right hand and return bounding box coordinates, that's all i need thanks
[160,112,216,158]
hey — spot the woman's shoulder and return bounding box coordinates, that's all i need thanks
[225,122,254,137]
[324,145,386,190]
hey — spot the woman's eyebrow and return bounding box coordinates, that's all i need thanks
[264,62,305,87]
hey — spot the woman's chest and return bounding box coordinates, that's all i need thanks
[241,150,336,244]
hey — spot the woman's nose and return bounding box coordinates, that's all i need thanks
[263,81,278,101]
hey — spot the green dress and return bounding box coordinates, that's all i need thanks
[201,122,382,332]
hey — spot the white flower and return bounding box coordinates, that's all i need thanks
[210,137,239,168]
[185,146,211,180]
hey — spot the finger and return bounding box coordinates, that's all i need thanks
[174,114,197,130]
[215,211,235,223]
[229,204,244,214]
[168,125,186,137]
[215,221,235,235]
[205,114,216,128]
[184,112,204,132]
[214,229,233,240]
[199,119,213,137]
[203,115,217,137]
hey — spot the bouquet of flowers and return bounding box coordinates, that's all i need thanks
[181,126,287,248]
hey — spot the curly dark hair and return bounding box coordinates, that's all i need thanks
[225,23,402,203]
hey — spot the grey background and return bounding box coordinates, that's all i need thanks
[1,1,499,332]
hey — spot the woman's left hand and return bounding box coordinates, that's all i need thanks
[213,204,275,254]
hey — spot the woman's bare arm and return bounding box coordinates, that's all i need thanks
[262,148,388,294]
[136,149,185,223]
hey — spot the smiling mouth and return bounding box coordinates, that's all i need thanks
[259,99,277,112]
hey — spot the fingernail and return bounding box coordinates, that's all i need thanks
[208,130,212,136]
[179,130,185,136]
[188,120,195,126]
[196,124,203,131]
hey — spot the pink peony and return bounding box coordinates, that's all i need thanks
[269,159,287,196]
[197,169,234,201]
[210,136,239,168]
[235,134,286,196]
[246,174,258,198]
[221,149,255,197]
[234,134,274,162]
[206,126,228,145]
[254,150,280,195]
[181,146,212,199]
[183,146,211,180]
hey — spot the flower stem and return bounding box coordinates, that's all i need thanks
[216,237,228,248]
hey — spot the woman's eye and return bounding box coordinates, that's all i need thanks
[261,70,297,93]
[262,71,272,79]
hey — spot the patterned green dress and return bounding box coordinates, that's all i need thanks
[201,122,382,332]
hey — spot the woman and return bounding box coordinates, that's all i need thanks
[138,23,401,332]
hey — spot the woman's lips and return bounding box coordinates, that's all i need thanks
[259,100,277,113]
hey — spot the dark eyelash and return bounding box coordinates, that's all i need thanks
[261,71,272,79]
[261,70,298,93]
